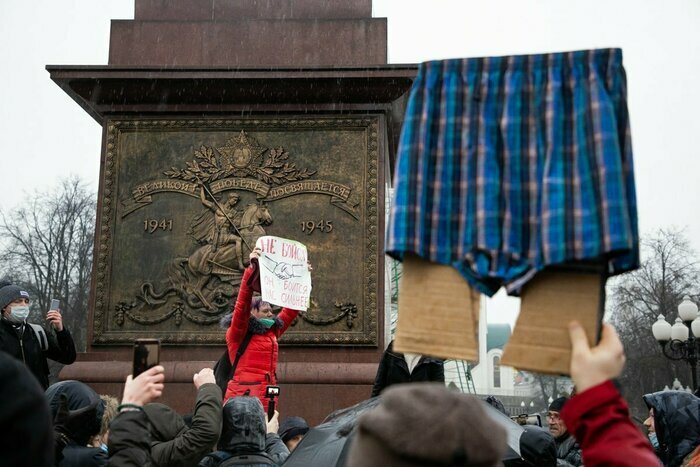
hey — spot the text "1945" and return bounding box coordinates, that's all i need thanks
[300,220,333,234]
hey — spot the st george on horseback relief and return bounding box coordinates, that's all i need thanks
[95,118,381,345]
[175,188,273,309]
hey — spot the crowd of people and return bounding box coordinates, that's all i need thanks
[2,252,700,466]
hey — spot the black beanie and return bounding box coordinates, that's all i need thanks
[0,284,30,312]
[548,396,568,412]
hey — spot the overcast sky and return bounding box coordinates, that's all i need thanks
[2,0,699,325]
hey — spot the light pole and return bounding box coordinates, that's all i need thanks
[651,296,700,390]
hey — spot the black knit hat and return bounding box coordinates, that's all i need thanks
[548,396,568,412]
[0,283,30,312]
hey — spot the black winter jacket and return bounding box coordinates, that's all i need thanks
[554,433,582,466]
[0,318,76,389]
[59,444,108,467]
[371,340,445,397]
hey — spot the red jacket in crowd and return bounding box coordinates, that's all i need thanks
[561,380,660,466]
[224,265,299,410]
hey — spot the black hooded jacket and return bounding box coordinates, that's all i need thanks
[371,340,445,397]
[643,390,700,467]
[45,380,107,467]
[199,396,288,466]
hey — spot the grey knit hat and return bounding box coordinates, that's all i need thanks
[346,383,506,467]
[0,284,30,312]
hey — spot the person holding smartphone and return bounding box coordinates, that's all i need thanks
[0,281,76,389]
[221,248,306,411]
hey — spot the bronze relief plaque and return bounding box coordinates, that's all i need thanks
[93,117,381,345]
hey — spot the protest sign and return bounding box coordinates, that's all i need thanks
[502,270,604,375]
[394,253,480,362]
[256,236,312,311]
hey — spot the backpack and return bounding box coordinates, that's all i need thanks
[29,324,49,351]
[203,450,276,466]
[214,330,254,395]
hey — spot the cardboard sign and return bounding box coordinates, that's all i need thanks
[501,270,604,375]
[256,236,311,311]
[394,253,480,362]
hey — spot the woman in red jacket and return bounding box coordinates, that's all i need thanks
[223,247,302,410]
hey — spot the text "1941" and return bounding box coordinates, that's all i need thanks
[144,219,173,233]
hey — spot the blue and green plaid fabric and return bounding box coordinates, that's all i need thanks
[387,48,638,296]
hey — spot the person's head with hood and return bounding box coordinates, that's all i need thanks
[643,390,700,466]
[347,382,507,467]
[279,416,309,452]
[45,380,105,446]
[219,396,267,453]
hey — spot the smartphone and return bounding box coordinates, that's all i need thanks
[265,385,280,421]
[132,338,160,377]
[50,299,60,312]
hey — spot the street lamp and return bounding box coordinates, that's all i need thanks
[651,296,700,390]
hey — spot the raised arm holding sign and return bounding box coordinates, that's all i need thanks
[256,236,312,311]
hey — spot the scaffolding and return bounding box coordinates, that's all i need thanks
[449,359,477,394]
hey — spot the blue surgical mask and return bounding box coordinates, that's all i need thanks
[260,318,275,329]
[648,432,659,450]
[7,305,30,323]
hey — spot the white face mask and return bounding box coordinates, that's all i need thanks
[7,305,30,323]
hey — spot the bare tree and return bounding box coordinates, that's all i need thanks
[608,228,699,419]
[0,176,96,355]
[533,373,572,404]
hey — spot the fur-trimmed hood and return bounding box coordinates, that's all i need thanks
[220,312,284,335]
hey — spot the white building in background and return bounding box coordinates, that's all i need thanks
[444,299,543,409]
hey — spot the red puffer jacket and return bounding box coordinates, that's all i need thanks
[224,265,298,410]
